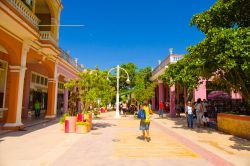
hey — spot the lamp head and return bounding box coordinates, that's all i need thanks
[126,78,131,84]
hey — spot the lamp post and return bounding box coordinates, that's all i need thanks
[107,65,130,118]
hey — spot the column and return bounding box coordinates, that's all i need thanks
[152,96,156,111]
[165,83,169,102]
[184,86,187,107]
[170,85,176,117]
[45,78,57,118]
[158,80,164,106]
[63,88,68,113]
[22,67,31,118]
[4,43,29,129]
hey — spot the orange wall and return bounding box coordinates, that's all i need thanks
[217,113,250,140]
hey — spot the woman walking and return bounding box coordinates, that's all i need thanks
[185,101,193,128]
[196,98,204,127]
[139,102,151,142]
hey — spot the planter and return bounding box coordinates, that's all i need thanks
[84,113,92,129]
[76,125,90,134]
[60,123,65,131]
[66,116,77,133]
[217,113,250,140]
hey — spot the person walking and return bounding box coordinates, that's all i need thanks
[34,100,41,118]
[185,101,193,128]
[139,102,151,142]
[202,99,209,127]
[196,98,204,127]
[159,101,164,118]
[122,102,128,117]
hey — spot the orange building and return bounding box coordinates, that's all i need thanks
[0,0,82,130]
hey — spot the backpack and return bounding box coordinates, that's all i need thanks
[137,109,146,119]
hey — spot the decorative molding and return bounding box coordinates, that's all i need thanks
[45,115,56,119]
[9,65,26,72]
[48,78,56,83]
[3,122,24,127]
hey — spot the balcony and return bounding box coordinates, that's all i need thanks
[152,54,184,76]
[152,57,170,76]
[60,50,83,72]
[40,31,57,45]
[6,0,40,29]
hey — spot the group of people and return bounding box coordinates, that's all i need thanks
[185,98,209,128]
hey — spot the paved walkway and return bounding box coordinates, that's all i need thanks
[0,112,249,166]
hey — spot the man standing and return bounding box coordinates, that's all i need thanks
[159,101,164,118]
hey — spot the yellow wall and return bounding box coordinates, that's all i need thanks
[217,113,250,140]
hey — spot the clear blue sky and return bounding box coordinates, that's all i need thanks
[59,0,216,70]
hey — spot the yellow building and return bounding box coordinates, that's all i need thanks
[0,0,81,130]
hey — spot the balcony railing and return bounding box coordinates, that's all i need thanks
[60,50,83,72]
[152,56,170,76]
[40,31,57,45]
[6,0,40,29]
[152,54,184,76]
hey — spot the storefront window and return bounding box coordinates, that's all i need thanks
[0,61,7,108]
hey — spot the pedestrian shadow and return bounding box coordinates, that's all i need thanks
[0,120,58,138]
[136,136,145,141]
[92,122,116,130]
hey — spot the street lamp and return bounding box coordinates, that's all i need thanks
[107,65,130,118]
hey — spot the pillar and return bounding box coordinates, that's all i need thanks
[152,96,156,111]
[165,83,169,102]
[193,80,207,101]
[45,78,57,118]
[184,86,187,107]
[170,85,176,117]
[22,67,31,118]
[63,88,68,113]
[4,42,29,129]
[158,80,164,107]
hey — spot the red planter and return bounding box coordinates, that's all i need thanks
[66,116,77,133]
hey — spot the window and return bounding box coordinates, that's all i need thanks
[36,75,40,84]
[31,72,48,87]
[32,74,36,83]
[0,60,7,108]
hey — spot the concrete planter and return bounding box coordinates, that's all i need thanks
[66,116,77,133]
[217,113,250,140]
[76,125,90,134]
[84,113,92,129]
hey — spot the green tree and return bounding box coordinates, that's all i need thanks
[65,69,115,114]
[134,67,156,106]
[163,0,250,103]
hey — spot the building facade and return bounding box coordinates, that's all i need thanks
[0,0,82,129]
[151,49,243,117]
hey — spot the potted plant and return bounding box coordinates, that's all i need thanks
[65,91,79,133]
[59,113,68,131]
[75,121,90,134]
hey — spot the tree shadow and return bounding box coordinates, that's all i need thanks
[229,136,250,151]
[162,113,218,134]
[92,122,116,130]
[0,120,58,138]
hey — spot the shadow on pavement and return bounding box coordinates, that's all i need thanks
[92,122,116,130]
[0,120,58,139]
[229,136,250,151]
[156,113,250,151]
[159,113,218,134]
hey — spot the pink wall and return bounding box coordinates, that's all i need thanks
[193,80,207,101]
[231,91,242,99]
[57,64,78,80]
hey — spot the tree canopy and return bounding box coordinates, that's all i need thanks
[163,0,250,102]
[65,69,115,114]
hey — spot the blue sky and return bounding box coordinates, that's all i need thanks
[59,0,216,70]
